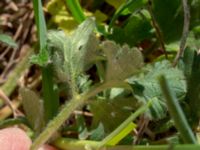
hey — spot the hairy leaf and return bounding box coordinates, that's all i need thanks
[46,19,99,84]
[30,47,49,67]
[128,60,187,119]
[101,41,143,81]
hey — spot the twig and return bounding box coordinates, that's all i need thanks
[133,115,149,144]
[173,0,190,66]
[0,90,17,118]
[0,100,21,121]
[147,0,168,59]
[73,110,93,117]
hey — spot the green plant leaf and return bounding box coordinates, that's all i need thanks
[128,60,187,119]
[30,47,49,67]
[108,11,152,47]
[90,123,105,141]
[47,19,99,84]
[19,88,44,135]
[109,0,148,27]
[0,34,17,48]
[187,31,200,50]
[101,41,143,81]
[122,0,148,15]
[99,100,152,147]
[90,97,138,134]
[151,0,183,42]
[77,75,92,93]
[184,49,200,127]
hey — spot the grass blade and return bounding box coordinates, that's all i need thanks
[32,0,46,48]
[65,0,86,23]
[32,0,59,122]
[159,75,197,144]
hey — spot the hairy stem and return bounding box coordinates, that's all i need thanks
[31,96,84,150]
[31,81,131,149]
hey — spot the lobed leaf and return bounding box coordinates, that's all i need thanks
[101,41,143,81]
[90,97,138,134]
[128,60,187,119]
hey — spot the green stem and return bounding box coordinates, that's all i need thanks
[31,81,131,149]
[70,70,79,97]
[84,81,132,100]
[31,96,84,150]
[54,137,200,150]
[65,0,86,23]
[159,75,197,144]
[0,117,30,129]
[41,67,59,122]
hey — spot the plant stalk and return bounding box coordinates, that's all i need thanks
[32,0,59,122]
[159,75,196,144]
[31,81,132,149]
[54,138,200,150]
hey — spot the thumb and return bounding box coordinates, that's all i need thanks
[0,127,32,150]
[0,128,57,150]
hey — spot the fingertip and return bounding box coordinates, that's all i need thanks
[0,127,32,150]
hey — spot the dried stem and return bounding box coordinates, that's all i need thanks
[0,90,17,118]
[173,0,190,66]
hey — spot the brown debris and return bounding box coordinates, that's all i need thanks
[0,0,38,119]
